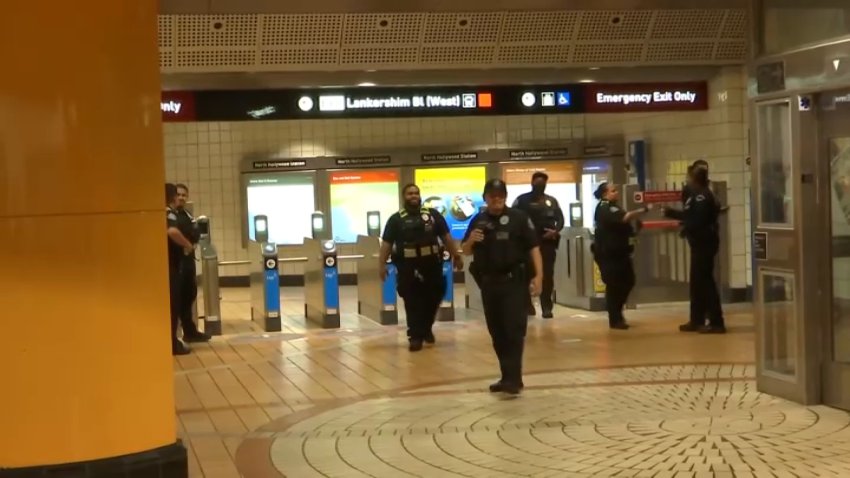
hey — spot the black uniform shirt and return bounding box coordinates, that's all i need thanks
[680,187,720,247]
[464,207,539,275]
[177,208,199,244]
[382,207,449,264]
[166,207,183,269]
[593,200,632,257]
[512,192,565,240]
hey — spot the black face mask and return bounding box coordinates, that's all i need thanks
[532,183,546,195]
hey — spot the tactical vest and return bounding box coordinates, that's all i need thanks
[472,211,522,275]
[398,207,440,259]
[526,196,558,232]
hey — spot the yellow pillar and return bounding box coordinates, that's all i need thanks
[0,2,183,475]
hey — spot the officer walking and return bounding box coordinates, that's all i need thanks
[591,183,649,330]
[664,167,726,334]
[379,184,463,351]
[174,184,211,343]
[512,172,565,319]
[166,183,194,356]
[462,179,543,395]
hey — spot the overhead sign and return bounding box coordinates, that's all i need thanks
[252,160,307,170]
[509,148,570,159]
[584,82,708,113]
[421,152,479,163]
[160,91,196,122]
[335,156,391,166]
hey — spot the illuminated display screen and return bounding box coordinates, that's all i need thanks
[329,170,400,243]
[415,166,487,240]
[503,162,581,212]
[245,173,316,245]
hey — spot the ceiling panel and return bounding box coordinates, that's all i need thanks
[157,8,749,73]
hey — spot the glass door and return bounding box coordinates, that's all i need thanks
[819,90,850,409]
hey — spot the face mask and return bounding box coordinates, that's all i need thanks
[532,183,546,195]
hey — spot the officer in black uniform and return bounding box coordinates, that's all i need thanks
[379,184,463,351]
[512,172,565,319]
[591,183,649,330]
[174,184,211,343]
[664,168,726,334]
[462,179,543,395]
[682,160,729,214]
[166,183,194,356]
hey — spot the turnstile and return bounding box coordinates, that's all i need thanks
[355,235,398,325]
[197,216,222,336]
[554,227,607,311]
[437,249,455,322]
[249,215,282,332]
[304,238,340,328]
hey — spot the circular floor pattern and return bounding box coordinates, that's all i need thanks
[262,365,850,478]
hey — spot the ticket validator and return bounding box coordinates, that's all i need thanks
[250,215,282,331]
[196,216,222,336]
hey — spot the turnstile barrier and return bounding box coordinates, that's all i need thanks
[304,238,340,328]
[355,235,398,325]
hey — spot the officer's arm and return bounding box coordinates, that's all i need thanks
[553,199,565,230]
[379,216,397,265]
[460,218,478,256]
[664,207,685,221]
[167,227,193,249]
[683,196,710,230]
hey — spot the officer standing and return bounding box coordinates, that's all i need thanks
[379,184,463,351]
[166,183,194,356]
[174,184,211,343]
[591,183,649,330]
[664,168,726,334]
[512,172,565,319]
[462,179,543,395]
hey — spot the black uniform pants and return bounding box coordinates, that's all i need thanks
[169,265,182,349]
[397,261,445,341]
[178,255,201,336]
[689,244,724,328]
[481,276,528,386]
[596,255,635,326]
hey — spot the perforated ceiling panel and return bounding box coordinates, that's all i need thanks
[158,9,748,73]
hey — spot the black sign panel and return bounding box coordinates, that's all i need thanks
[252,160,307,169]
[756,61,786,94]
[421,152,479,163]
[753,232,768,260]
[509,148,570,159]
[335,156,391,166]
[193,85,585,121]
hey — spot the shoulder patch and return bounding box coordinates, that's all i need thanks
[696,194,706,202]
[167,213,178,221]
[609,206,620,212]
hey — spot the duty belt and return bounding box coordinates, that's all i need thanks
[403,244,439,258]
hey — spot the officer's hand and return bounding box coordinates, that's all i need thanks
[469,229,485,243]
[379,264,388,282]
[183,245,194,255]
[452,254,464,271]
[542,229,558,240]
[530,276,543,297]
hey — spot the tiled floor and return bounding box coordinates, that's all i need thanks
[176,287,849,477]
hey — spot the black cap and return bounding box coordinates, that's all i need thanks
[483,178,508,196]
[532,171,549,181]
[593,182,608,200]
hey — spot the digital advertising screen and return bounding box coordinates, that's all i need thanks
[502,162,580,215]
[329,170,400,243]
[245,173,316,245]
[414,166,486,240]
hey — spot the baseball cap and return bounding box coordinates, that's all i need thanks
[483,178,508,196]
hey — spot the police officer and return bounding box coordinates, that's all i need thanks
[664,168,726,334]
[512,172,565,319]
[591,183,649,330]
[174,184,211,343]
[166,183,194,355]
[682,160,729,214]
[462,179,543,395]
[379,184,463,351]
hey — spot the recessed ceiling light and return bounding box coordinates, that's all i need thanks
[589,67,601,71]
[358,82,376,87]
[579,79,595,83]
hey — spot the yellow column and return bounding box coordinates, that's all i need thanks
[0,1,182,474]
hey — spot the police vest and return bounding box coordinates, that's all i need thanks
[398,208,440,259]
[471,211,523,275]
